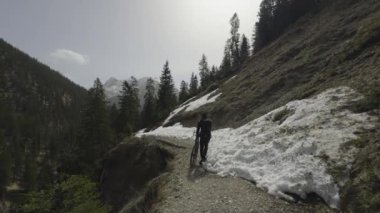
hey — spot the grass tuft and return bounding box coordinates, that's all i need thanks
[272,107,295,124]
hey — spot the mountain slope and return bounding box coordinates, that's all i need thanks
[0,39,87,120]
[170,0,380,128]
[0,39,87,196]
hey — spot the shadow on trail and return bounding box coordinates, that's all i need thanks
[187,166,207,181]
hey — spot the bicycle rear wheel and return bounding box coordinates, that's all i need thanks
[190,138,199,167]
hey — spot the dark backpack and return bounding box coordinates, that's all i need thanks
[198,119,212,137]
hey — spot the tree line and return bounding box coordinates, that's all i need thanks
[253,0,326,52]
[177,0,326,96]
[178,13,251,103]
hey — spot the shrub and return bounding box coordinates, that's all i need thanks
[20,175,110,213]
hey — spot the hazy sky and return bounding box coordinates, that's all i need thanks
[1,0,261,88]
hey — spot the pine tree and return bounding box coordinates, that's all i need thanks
[178,81,189,103]
[210,65,218,83]
[240,34,250,63]
[118,80,131,136]
[230,13,241,68]
[219,39,232,78]
[253,0,275,52]
[189,73,199,97]
[12,137,23,181]
[77,78,113,175]
[199,54,211,89]
[117,77,140,136]
[108,104,119,133]
[23,153,38,191]
[0,133,11,198]
[253,0,320,52]
[37,160,54,190]
[157,61,177,120]
[128,76,140,131]
[141,78,157,128]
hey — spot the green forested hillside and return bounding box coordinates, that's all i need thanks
[0,39,91,209]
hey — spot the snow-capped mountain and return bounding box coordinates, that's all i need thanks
[103,77,159,107]
[104,77,124,99]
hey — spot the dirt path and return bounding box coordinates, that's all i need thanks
[148,136,335,213]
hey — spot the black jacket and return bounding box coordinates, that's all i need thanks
[196,119,212,138]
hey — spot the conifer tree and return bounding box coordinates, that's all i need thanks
[178,81,189,103]
[77,78,113,174]
[157,61,177,120]
[253,0,320,52]
[117,77,140,136]
[37,160,54,190]
[12,137,23,181]
[0,133,11,198]
[210,65,218,83]
[230,13,241,68]
[141,78,157,128]
[118,80,131,135]
[108,104,119,133]
[254,0,275,52]
[128,76,140,130]
[199,54,211,89]
[240,34,250,63]
[189,73,199,97]
[23,153,38,191]
[220,40,232,77]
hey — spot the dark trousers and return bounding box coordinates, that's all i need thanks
[200,136,210,161]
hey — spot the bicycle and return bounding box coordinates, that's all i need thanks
[190,130,200,167]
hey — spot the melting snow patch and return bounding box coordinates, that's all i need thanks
[185,90,221,112]
[137,87,376,209]
[136,123,194,140]
[224,75,237,84]
[162,90,222,125]
[136,128,146,135]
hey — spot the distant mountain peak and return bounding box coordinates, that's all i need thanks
[104,77,121,87]
[103,77,160,107]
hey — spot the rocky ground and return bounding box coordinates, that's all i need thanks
[148,136,335,213]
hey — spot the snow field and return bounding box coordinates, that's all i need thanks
[137,87,377,209]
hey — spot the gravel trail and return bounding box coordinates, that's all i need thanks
[148,136,335,213]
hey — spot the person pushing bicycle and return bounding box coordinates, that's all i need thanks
[196,113,212,165]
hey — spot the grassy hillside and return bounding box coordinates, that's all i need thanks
[171,0,380,129]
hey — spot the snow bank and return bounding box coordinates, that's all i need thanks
[137,87,376,208]
[162,90,222,125]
